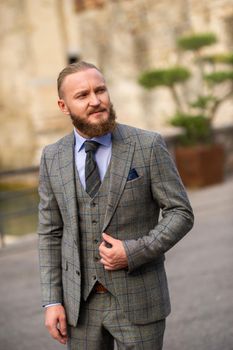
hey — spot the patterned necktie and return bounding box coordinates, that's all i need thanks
[84,141,101,197]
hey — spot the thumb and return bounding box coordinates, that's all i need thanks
[102,232,115,244]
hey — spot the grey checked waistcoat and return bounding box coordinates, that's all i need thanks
[75,166,115,301]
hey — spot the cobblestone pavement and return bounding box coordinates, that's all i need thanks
[0,177,232,350]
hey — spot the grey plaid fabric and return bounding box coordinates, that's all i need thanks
[84,140,101,197]
[68,292,165,350]
[38,123,194,328]
[74,164,116,301]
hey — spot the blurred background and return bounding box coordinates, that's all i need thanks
[0,0,233,244]
[0,1,233,349]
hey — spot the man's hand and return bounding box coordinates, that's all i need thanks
[99,232,128,270]
[45,305,67,345]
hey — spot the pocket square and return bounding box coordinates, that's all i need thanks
[127,168,139,181]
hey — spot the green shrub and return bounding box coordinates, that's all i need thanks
[201,53,233,65]
[190,95,215,110]
[138,67,190,89]
[138,31,233,146]
[170,113,212,146]
[177,33,217,51]
[204,71,233,84]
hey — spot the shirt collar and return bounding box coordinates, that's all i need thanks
[74,128,112,152]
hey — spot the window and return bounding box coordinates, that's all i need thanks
[74,0,105,12]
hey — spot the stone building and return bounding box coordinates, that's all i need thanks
[0,0,232,169]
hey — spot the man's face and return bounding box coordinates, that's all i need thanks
[58,68,116,138]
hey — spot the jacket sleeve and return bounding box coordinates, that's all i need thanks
[37,148,64,306]
[123,134,194,273]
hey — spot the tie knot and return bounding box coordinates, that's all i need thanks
[84,140,100,153]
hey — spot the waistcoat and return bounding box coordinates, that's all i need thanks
[75,165,115,300]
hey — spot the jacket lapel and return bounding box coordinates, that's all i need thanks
[103,125,135,232]
[57,126,135,237]
[58,132,79,241]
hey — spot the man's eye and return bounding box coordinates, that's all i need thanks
[77,94,87,99]
[97,88,106,93]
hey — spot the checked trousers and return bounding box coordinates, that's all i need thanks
[67,291,165,350]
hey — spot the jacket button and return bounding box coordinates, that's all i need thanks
[92,220,97,225]
[94,239,99,244]
[76,270,80,275]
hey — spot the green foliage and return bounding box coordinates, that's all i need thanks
[201,53,233,65]
[190,95,216,109]
[177,33,217,51]
[138,67,190,89]
[138,31,233,146]
[170,113,212,146]
[204,71,233,84]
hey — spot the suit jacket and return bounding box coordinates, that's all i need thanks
[38,123,194,326]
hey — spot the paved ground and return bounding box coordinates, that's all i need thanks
[0,177,233,350]
[164,177,233,350]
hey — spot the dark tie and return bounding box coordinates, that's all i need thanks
[84,141,101,197]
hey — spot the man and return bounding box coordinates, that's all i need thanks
[38,61,194,350]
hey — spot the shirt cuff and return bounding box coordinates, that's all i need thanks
[44,303,62,308]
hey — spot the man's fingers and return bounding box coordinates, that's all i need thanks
[99,243,113,257]
[49,326,67,344]
[102,232,115,245]
[100,258,120,270]
[45,305,67,345]
[59,314,67,336]
[99,234,128,270]
[100,257,111,266]
[46,322,67,344]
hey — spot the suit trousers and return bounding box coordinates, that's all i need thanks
[67,291,165,350]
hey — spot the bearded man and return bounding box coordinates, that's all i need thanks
[38,61,194,350]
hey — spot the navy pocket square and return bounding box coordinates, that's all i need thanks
[127,168,139,181]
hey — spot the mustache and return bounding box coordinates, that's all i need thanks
[88,107,107,116]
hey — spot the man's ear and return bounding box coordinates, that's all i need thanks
[58,99,70,115]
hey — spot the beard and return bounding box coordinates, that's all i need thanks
[70,103,117,138]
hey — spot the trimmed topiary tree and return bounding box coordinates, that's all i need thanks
[138,32,233,146]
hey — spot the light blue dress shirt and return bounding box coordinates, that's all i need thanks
[74,128,112,189]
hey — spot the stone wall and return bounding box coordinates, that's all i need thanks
[0,0,232,169]
[75,0,233,131]
[0,0,72,170]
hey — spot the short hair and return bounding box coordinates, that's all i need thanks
[57,61,101,98]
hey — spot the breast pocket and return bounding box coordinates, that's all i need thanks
[119,175,150,205]
[124,175,144,189]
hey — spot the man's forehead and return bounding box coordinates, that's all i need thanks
[64,68,106,89]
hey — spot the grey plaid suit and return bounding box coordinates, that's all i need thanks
[38,123,194,329]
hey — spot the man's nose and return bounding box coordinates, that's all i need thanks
[89,93,101,106]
